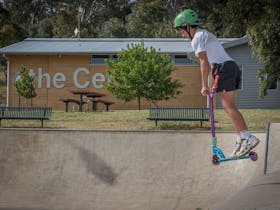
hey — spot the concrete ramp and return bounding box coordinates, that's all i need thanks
[213,123,280,210]
[266,123,280,174]
[213,171,280,210]
[0,129,267,210]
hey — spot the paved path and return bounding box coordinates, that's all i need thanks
[0,124,277,210]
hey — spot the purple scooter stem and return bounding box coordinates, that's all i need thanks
[209,89,216,139]
[209,73,219,145]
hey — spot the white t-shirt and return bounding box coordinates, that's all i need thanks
[191,28,233,64]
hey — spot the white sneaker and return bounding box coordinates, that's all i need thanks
[236,135,260,157]
[229,140,244,158]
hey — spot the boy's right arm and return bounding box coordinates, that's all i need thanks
[198,51,211,96]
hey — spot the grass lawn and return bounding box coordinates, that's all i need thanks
[1,109,279,131]
[0,78,278,131]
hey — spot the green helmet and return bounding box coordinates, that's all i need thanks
[173,9,199,28]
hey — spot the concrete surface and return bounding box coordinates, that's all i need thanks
[213,171,280,210]
[0,125,276,210]
[213,123,280,210]
[266,123,280,174]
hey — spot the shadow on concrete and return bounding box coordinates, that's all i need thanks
[71,142,117,185]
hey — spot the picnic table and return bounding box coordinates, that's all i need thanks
[86,92,106,111]
[87,98,115,111]
[59,98,87,112]
[71,90,106,112]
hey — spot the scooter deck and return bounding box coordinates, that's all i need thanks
[212,151,258,165]
[219,154,252,162]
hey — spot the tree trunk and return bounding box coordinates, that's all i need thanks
[137,95,141,110]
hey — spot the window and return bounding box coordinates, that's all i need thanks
[91,55,118,65]
[268,82,278,89]
[238,65,243,90]
[174,54,194,65]
[112,55,118,62]
[265,74,278,90]
[91,55,109,65]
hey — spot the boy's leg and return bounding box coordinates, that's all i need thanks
[220,90,246,157]
[220,90,260,157]
[220,90,247,132]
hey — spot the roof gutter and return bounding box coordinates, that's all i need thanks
[222,35,249,49]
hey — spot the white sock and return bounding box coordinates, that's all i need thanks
[236,134,243,144]
[240,130,251,140]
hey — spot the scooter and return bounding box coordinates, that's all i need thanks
[209,73,258,165]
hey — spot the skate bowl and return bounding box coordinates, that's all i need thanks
[0,123,279,210]
[213,123,280,210]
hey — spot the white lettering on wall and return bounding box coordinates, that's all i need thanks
[18,67,108,89]
[92,73,105,89]
[38,67,51,88]
[53,73,66,88]
[73,67,90,88]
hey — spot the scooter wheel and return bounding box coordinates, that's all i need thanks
[212,154,220,165]
[249,151,258,161]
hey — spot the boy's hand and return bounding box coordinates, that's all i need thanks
[201,86,210,96]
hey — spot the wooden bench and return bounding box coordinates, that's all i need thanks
[0,106,52,128]
[88,98,115,111]
[147,107,209,127]
[59,98,87,112]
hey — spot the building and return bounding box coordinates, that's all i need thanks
[0,37,279,110]
[222,37,280,108]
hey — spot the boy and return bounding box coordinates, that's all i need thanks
[173,9,260,157]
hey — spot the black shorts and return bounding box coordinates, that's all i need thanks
[212,60,241,92]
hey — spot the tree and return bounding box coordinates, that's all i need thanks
[89,0,134,37]
[52,10,78,38]
[3,0,48,31]
[99,17,128,38]
[247,0,280,97]
[126,0,175,38]
[14,65,37,106]
[219,0,265,37]
[105,41,183,110]
[0,4,27,84]
[37,18,54,38]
